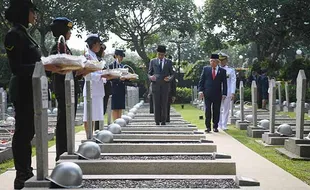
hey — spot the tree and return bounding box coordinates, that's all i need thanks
[184,60,208,84]
[86,0,198,66]
[201,0,310,68]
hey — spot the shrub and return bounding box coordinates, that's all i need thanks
[175,87,191,103]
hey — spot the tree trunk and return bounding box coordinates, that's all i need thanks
[131,34,150,67]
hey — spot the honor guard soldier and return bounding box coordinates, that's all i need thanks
[4,0,40,189]
[218,52,236,131]
[49,17,82,161]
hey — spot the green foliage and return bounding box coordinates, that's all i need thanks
[279,58,310,84]
[184,60,208,84]
[175,87,191,103]
[0,54,11,88]
[235,86,252,102]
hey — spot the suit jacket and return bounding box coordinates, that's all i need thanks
[198,66,227,100]
[148,58,174,83]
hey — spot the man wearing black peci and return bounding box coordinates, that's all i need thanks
[198,54,227,133]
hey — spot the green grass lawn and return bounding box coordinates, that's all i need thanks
[0,125,84,174]
[173,104,310,185]
[279,111,310,120]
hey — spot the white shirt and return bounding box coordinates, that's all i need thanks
[221,65,236,95]
[158,58,165,70]
[83,49,106,97]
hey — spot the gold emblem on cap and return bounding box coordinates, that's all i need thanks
[67,22,73,28]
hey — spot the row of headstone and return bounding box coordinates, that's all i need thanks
[126,86,139,111]
[0,88,7,121]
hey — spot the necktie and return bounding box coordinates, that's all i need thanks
[159,60,163,72]
[212,67,216,79]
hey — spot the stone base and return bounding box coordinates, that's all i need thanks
[261,132,289,145]
[247,126,268,138]
[230,117,239,125]
[98,144,217,153]
[59,152,80,160]
[24,176,51,188]
[283,138,310,158]
[276,148,310,161]
[235,176,260,186]
[0,147,12,163]
[57,160,236,175]
[283,106,294,112]
[276,105,283,112]
[112,134,206,140]
[236,120,250,130]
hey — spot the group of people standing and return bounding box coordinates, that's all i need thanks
[3,0,131,189]
[198,53,236,133]
[248,70,269,109]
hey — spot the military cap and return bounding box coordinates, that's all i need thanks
[157,45,166,53]
[219,52,229,60]
[50,17,73,37]
[114,49,125,57]
[85,34,101,45]
[210,54,219,59]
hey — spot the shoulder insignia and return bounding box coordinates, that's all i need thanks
[5,46,14,51]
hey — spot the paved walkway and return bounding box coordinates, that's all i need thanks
[0,125,309,190]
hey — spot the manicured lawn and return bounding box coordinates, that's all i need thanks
[173,104,310,185]
[279,111,310,120]
[0,125,84,174]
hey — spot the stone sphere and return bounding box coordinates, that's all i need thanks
[129,108,138,114]
[235,105,241,109]
[133,105,140,109]
[107,123,122,134]
[114,118,127,127]
[305,103,310,109]
[53,108,58,114]
[259,119,270,129]
[276,123,293,136]
[275,99,279,105]
[289,102,296,108]
[282,101,287,106]
[127,112,135,119]
[47,109,52,114]
[6,117,15,125]
[121,115,132,124]
[95,130,113,143]
[7,107,13,113]
[245,115,253,122]
[75,141,101,160]
[234,111,241,118]
[94,130,100,135]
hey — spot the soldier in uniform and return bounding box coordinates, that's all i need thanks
[49,17,82,161]
[218,52,236,131]
[4,0,40,188]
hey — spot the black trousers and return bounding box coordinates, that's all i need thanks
[95,95,109,130]
[12,96,34,178]
[167,96,172,122]
[55,92,78,161]
[204,97,221,129]
[152,82,169,124]
[149,94,154,114]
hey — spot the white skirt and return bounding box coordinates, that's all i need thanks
[83,96,104,122]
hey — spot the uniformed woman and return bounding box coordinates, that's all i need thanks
[109,50,127,120]
[83,34,106,137]
[4,0,40,189]
[49,17,82,161]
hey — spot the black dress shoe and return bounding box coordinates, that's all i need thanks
[161,123,166,125]
[156,123,160,125]
[213,128,219,132]
[14,172,34,189]
[205,128,211,133]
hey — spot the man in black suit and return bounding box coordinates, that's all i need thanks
[148,45,174,125]
[198,54,227,133]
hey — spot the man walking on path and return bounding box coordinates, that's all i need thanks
[198,54,227,133]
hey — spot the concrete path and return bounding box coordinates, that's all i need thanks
[0,127,309,190]
[204,130,310,190]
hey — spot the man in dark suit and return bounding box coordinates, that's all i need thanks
[198,54,227,133]
[148,45,174,125]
